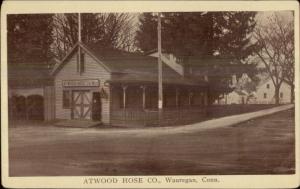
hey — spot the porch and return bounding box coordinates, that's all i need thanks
[109,83,208,127]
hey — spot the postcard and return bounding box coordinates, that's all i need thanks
[1,1,299,188]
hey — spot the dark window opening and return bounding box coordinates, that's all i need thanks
[92,92,101,121]
[146,90,158,109]
[280,92,283,98]
[63,90,71,109]
[119,91,124,109]
[266,84,270,89]
[264,93,267,99]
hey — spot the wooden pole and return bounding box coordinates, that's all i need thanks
[141,86,146,126]
[204,90,208,106]
[188,92,191,106]
[175,88,179,108]
[157,12,163,125]
[78,13,81,74]
[25,97,28,120]
[122,86,127,109]
[78,13,81,42]
[141,86,146,110]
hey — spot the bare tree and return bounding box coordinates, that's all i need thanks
[253,12,294,104]
[51,13,137,60]
[116,13,139,52]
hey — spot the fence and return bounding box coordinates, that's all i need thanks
[111,104,280,127]
[111,107,207,127]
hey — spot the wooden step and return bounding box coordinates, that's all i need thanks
[54,120,102,128]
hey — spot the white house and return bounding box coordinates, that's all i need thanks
[216,73,252,105]
[215,89,248,105]
[255,78,291,104]
[225,90,248,104]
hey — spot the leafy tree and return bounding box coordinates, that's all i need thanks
[136,12,257,58]
[135,13,158,53]
[7,14,54,64]
[135,12,258,104]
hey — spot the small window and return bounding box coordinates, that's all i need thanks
[63,90,71,109]
[280,92,283,98]
[266,84,270,89]
[264,93,267,99]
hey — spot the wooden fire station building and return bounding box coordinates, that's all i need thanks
[51,42,210,127]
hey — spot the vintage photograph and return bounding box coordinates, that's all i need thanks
[2,2,297,186]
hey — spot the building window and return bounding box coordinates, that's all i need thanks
[264,93,267,99]
[63,90,71,109]
[266,84,270,89]
[280,92,283,98]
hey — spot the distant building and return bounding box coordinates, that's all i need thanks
[254,78,291,104]
[8,63,55,120]
[223,90,248,104]
[216,73,253,105]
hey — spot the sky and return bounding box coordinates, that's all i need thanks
[255,10,294,25]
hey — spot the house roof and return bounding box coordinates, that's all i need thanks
[236,90,248,95]
[185,55,237,66]
[231,90,247,96]
[52,42,208,87]
[8,63,53,88]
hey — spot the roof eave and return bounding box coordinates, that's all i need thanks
[51,42,112,76]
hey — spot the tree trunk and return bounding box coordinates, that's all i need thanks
[274,86,280,105]
[291,84,294,104]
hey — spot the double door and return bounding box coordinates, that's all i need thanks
[72,91,92,119]
[72,91,101,120]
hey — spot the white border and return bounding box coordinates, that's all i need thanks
[1,1,299,188]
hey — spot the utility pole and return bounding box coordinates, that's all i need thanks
[78,13,81,43]
[78,13,81,73]
[157,12,163,125]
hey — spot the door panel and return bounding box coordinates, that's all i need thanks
[73,91,81,119]
[72,91,91,120]
[83,93,91,104]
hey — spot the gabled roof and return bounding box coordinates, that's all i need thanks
[231,90,247,96]
[52,42,208,87]
[51,42,111,75]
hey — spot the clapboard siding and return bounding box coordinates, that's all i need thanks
[44,86,55,121]
[54,50,111,124]
[256,80,291,104]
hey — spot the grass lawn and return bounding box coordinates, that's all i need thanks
[8,109,295,176]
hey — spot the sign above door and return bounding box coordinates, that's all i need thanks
[62,79,100,87]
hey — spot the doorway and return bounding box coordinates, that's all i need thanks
[72,91,92,119]
[92,92,101,121]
